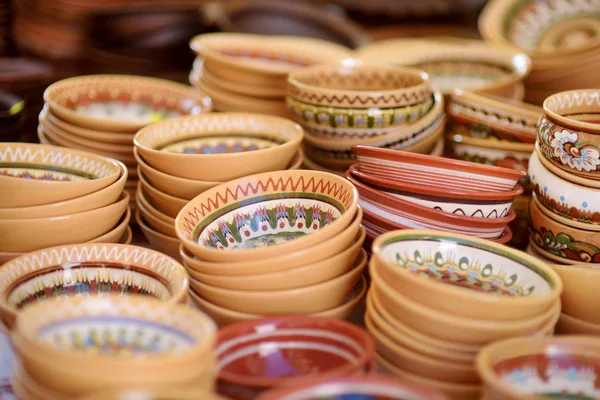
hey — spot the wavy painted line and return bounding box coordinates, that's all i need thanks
[289,87,430,107]
[432,206,509,218]
[547,91,600,112]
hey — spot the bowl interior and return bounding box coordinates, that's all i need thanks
[414,60,512,91]
[292,67,425,91]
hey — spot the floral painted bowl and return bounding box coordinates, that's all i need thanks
[12,296,217,395]
[371,229,562,321]
[550,263,600,325]
[43,74,212,132]
[175,170,359,262]
[134,113,304,182]
[0,143,122,208]
[0,243,189,328]
[476,336,600,400]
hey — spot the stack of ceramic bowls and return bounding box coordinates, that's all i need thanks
[476,336,600,400]
[0,243,189,329]
[528,89,600,265]
[174,169,367,326]
[355,38,531,101]
[287,65,446,173]
[9,296,218,398]
[214,317,375,399]
[133,113,305,260]
[189,33,352,117]
[0,143,131,265]
[480,0,600,105]
[348,145,526,250]
[38,74,212,217]
[367,230,563,400]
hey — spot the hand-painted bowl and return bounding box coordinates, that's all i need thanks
[175,170,359,262]
[550,263,600,325]
[134,113,304,182]
[476,336,600,400]
[215,316,374,391]
[0,143,121,208]
[555,313,600,335]
[135,210,182,261]
[43,74,212,132]
[12,296,217,395]
[371,230,562,321]
[0,243,188,328]
[534,140,600,190]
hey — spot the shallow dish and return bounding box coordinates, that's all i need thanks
[138,169,187,218]
[88,207,132,244]
[175,170,358,262]
[136,183,174,225]
[0,143,121,208]
[555,312,600,335]
[134,113,304,181]
[550,263,600,325]
[136,210,182,261]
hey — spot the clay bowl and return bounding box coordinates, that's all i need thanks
[370,260,560,344]
[0,243,189,328]
[555,313,600,335]
[189,250,366,315]
[175,169,359,262]
[136,210,182,261]
[535,140,600,189]
[134,112,304,182]
[476,336,600,400]
[550,263,600,325]
[137,192,176,237]
[0,142,122,208]
[79,388,226,400]
[138,168,187,218]
[12,296,217,395]
[43,74,212,132]
[371,229,562,321]
[215,316,374,393]
[136,181,174,224]
[0,192,129,252]
[353,145,525,193]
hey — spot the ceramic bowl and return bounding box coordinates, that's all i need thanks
[444,134,533,171]
[80,388,225,400]
[136,182,175,225]
[181,207,362,275]
[372,230,562,321]
[353,145,525,193]
[12,296,217,395]
[138,168,187,218]
[550,263,600,325]
[138,195,176,237]
[134,113,304,182]
[215,316,374,390]
[136,210,182,261]
[0,243,188,328]
[189,250,366,315]
[476,336,600,400]
[175,170,359,262]
[0,143,122,208]
[535,140,600,189]
[43,74,212,132]
[87,206,132,244]
[555,313,600,335]
[0,192,129,252]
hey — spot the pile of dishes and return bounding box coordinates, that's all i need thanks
[480,0,600,105]
[355,38,531,101]
[174,169,367,326]
[0,143,131,264]
[287,64,446,173]
[528,89,600,265]
[38,74,212,218]
[368,230,563,400]
[189,33,351,117]
[348,145,525,250]
[133,113,305,260]
[214,316,375,399]
[9,296,218,398]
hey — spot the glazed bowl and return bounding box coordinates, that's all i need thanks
[43,74,212,132]
[535,140,600,190]
[550,263,600,325]
[0,143,121,208]
[555,313,600,335]
[371,230,562,321]
[12,296,217,395]
[476,336,600,400]
[353,145,525,193]
[0,192,129,252]
[134,113,304,181]
[87,207,132,245]
[136,210,182,261]
[0,243,189,328]
[138,195,176,237]
[138,168,187,218]
[175,170,359,262]
[136,182,175,225]
[189,250,366,315]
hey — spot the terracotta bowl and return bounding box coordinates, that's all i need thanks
[43,74,212,132]
[137,193,177,237]
[134,113,304,181]
[79,388,226,400]
[0,191,129,252]
[535,140,600,189]
[555,313,600,335]
[0,143,121,208]
[476,336,600,400]
[181,207,362,275]
[353,145,525,193]
[371,229,562,321]
[257,375,447,400]
[12,296,217,395]
[175,169,359,262]
[189,250,366,315]
[215,316,374,391]
[138,168,187,218]
[0,243,188,328]
[136,210,182,261]
[550,263,600,325]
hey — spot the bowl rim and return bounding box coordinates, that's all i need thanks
[543,89,600,134]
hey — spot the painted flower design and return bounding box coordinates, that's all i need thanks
[550,129,600,172]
